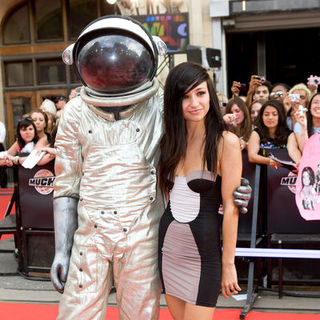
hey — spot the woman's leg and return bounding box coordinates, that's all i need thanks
[165,294,185,320]
[184,303,215,320]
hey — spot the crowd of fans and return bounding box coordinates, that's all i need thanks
[0,88,80,186]
[219,74,320,171]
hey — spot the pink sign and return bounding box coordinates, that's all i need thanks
[295,134,320,220]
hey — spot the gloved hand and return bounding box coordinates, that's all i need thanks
[50,197,78,293]
[233,177,252,214]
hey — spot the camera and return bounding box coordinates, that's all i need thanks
[239,83,246,91]
[309,76,320,85]
[289,93,300,102]
[254,76,265,81]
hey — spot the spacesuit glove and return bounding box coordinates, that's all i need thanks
[233,177,252,214]
[50,197,78,293]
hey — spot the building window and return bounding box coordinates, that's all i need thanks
[68,0,98,40]
[35,0,63,41]
[3,4,30,44]
[5,62,33,87]
[37,59,66,84]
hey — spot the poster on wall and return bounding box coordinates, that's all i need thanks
[132,13,189,54]
[295,134,320,220]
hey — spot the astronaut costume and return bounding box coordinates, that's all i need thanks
[51,16,166,320]
[51,15,251,320]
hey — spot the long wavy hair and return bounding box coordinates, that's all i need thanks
[16,118,38,149]
[306,93,320,137]
[226,97,252,141]
[158,62,226,194]
[255,99,288,146]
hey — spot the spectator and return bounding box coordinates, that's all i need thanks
[270,83,290,102]
[286,83,311,130]
[225,97,252,150]
[55,96,67,118]
[249,99,266,127]
[40,98,57,116]
[30,109,50,146]
[216,91,228,115]
[247,100,301,167]
[0,118,46,166]
[246,75,272,107]
[294,92,320,152]
[68,89,77,101]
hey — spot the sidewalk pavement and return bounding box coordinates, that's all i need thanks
[1,238,320,314]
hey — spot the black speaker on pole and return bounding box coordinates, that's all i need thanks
[186,45,221,69]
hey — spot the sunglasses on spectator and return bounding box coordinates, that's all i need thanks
[270,91,284,98]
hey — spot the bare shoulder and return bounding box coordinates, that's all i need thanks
[220,131,240,149]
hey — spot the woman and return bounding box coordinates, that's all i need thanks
[249,99,265,127]
[225,97,252,150]
[0,118,40,166]
[30,109,50,145]
[286,83,311,130]
[158,62,241,319]
[294,92,320,152]
[247,100,301,168]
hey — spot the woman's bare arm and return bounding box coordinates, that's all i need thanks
[219,131,242,299]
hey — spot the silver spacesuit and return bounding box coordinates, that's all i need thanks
[51,16,166,320]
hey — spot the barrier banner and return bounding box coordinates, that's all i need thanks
[266,148,320,233]
[295,134,320,220]
[17,162,55,229]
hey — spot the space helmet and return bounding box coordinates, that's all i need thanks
[63,15,166,101]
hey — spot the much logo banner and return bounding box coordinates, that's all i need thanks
[295,134,320,220]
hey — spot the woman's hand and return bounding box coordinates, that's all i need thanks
[268,158,282,169]
[294,109,307,129]
[221,263,241,299]
[223,113,236,125]
[239,138,247,150]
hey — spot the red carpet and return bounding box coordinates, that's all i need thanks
[0,304,319,320]
[0,187,15,240]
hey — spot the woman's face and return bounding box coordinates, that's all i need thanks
[310,94,320,119]
[20,125,35,143]
[262,106,279,130]
[302,170,311,186]
[182,81,210,123]
[250,102,262,122]
[231,104,244,125]
[31,112,46,133]
[293,89,307,108]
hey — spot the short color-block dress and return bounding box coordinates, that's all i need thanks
[158,169,222,307]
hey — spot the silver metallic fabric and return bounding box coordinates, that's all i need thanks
[54,86,164,319]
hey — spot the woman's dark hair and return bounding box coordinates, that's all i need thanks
[306,93,320,137]
[302,167,315,186]
[16,118,38,149]
[158,62,226,193]
[255,99,288,146]
[30,109,48,131]
[226,97,252,141]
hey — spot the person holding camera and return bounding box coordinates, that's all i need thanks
[245,75,272,108]
[286,83,311,130]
